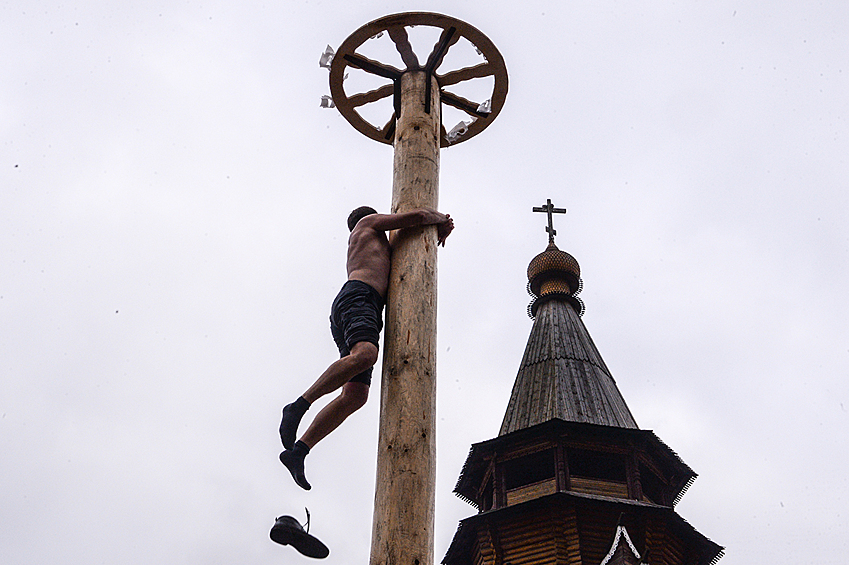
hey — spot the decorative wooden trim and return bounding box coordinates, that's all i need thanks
[555,441,568,492]
[628,451,641,501]
[485,521,503,565]
[494,460,506,510]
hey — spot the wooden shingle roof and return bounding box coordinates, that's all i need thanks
[499,271,638,435]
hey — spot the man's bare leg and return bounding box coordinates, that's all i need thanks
[300,381,369,448]
[279,341,378,449]
[302,342,378,404]
[279,342,377,490]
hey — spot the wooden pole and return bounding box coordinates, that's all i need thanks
[369,70,441,565]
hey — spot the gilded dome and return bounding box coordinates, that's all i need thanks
[527,242,581,297]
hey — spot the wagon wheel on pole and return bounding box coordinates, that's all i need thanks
[328,12,508,147]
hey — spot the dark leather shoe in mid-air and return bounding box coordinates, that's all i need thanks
[270,511,329,559]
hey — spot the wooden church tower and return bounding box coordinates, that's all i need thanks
[442,203,723,565]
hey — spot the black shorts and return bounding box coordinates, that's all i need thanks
[329,280,385,386]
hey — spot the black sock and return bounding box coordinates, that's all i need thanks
[280,441,312,490]
[293,396,310,413]
[279,398,310,449]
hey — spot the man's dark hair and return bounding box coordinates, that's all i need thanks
[348,206,378,231]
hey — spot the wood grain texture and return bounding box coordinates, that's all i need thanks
[369,70,441,565]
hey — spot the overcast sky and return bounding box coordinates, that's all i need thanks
[2,1,847,564]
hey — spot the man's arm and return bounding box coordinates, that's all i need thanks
[358,208,454,246]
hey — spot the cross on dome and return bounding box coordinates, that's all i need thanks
[532,199,567,244]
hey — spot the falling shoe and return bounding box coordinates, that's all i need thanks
[270,509,329,559]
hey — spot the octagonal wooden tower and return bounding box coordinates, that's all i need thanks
[443,224,722,565]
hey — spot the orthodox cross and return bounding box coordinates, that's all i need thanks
[533,199,567,244]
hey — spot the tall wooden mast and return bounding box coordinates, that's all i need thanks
[327,12,507,565]
[371,68,441,565]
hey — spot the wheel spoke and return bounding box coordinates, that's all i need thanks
[381,115,396,141]
[387,25,419,70]
[441,90,490,118]
[348,83,395,108]
[438,62,494,87]
[424,26,460,73]
[343,53,403,80]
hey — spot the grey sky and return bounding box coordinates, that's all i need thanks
[2,1,847,563]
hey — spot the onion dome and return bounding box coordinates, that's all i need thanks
[527,241,584,318]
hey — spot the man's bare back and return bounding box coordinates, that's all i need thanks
[346,208,454,298]
[346,223,392,298]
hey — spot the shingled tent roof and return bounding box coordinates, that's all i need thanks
[499,242,638,435]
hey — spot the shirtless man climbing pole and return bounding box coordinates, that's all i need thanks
[278,205,454,490]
